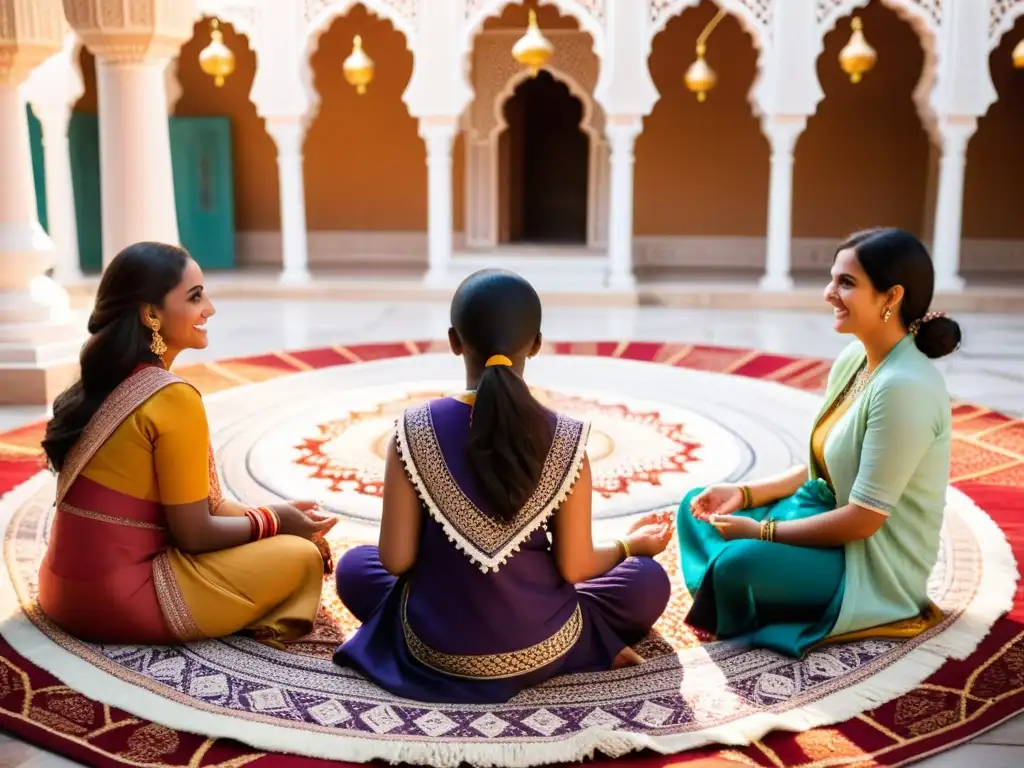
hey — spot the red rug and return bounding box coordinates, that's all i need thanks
[1,341,1021,768]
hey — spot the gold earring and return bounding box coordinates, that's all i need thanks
[148,317,167,361]
[882,307,892,323]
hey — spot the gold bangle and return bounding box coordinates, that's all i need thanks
[759,519,769,541]
[618,538,631,560]
[740,485,753,509]
[767,520,777,543]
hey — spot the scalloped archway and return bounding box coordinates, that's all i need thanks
[462,16,608,250]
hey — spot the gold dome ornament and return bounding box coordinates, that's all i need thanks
[344,35,374,95]
[199,19,235,88]
[684,45,717,102]
[684,8,726,103]
[512,9,553,77]
[1013,36,1024,69]
[839,16,877,84]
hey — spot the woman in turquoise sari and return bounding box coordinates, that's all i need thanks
[676,228,962,657]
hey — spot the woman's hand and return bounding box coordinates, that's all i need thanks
[627,509,673,534]
[627,521,673,558]
[271,501,337,540]
[690,485,744,521]
[708,514,759,541]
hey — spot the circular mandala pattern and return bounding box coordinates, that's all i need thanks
[248,380,743,523]
[0,344,1017,768]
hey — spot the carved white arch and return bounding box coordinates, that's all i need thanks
[299,0,416,128]
[489,64,603,141]
[463,40,609,250]
[645,1,770,117]
[462,0,605,60]
[989,0,1024,51]
[814,0,940,142]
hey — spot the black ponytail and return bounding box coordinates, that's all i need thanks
[467,363,553,522]
[42,242,189,472]
[451,270,551,523]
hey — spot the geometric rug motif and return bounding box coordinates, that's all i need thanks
[1,340,1022,768]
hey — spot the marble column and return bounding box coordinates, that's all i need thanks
[931,116,975,292]
[760,115,805,291]
[62,0,196,265]
[421,117,457,286]
[266,118,310,283]
[0,0,81,405]
[605,117,641,290]
[23,33,84,283]
[33,101,82,282]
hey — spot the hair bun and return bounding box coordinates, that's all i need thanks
[912,314,961,359]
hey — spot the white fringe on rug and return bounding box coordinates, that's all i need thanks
[0,472,1017,768]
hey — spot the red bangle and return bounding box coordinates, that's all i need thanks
[246,508,264,540]
[257,506,279,538]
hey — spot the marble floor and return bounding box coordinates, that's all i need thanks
[2,299,1022,766]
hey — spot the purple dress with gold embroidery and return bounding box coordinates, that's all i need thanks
[333,397,670,703]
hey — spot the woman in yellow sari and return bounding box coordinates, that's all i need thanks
[39,242,334,646]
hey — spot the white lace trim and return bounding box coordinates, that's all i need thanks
[395,402,589,573]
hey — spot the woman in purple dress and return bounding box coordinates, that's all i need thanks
[333,269,672,703]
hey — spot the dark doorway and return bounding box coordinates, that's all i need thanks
[499,71,589,244]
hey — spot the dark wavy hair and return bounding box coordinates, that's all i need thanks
[451,270,552,523]
[836,227,962,359]
[42,242,191,472]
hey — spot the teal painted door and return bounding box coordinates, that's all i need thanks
[68,113,102,273]
[170,117,235,269]
[26,105,48,233]
[66,114,236,272]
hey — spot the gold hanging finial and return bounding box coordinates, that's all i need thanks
[1013,36,1024,69]
[839,16,877,83]
[199,18,235,87]
[684,8,727,103]
[512,9,554,77]
[343,34,375,95]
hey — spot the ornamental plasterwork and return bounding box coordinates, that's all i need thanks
[197,0,261,43]
[303,0,417,40]
[62,0,198,60]
[0,0,65,83]
[989,0,1024,44]
[816,0,941,32]
[648,0,772,50]
[467,29,600,139]
[465,0,604,23]
[0,0,64,44]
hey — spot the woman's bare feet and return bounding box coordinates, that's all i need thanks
[611,645,644,668]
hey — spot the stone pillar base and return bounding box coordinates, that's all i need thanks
[0,337,82,405]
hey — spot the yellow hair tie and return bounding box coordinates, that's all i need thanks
[484,354,513,368]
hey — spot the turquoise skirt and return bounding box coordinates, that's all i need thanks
[675,479,846,657]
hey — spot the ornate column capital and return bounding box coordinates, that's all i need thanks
[0,0,65,85]
[760,114,807,156]
[61,0,198,63]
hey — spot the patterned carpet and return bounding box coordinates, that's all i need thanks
[1,341,1022,768]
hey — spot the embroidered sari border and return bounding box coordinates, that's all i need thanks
[57,502,165,531]
[397,401,590,572]
[400,582,582,680]
[152,553,206,643]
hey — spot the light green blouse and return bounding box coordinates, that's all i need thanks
[812,334,952,637]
